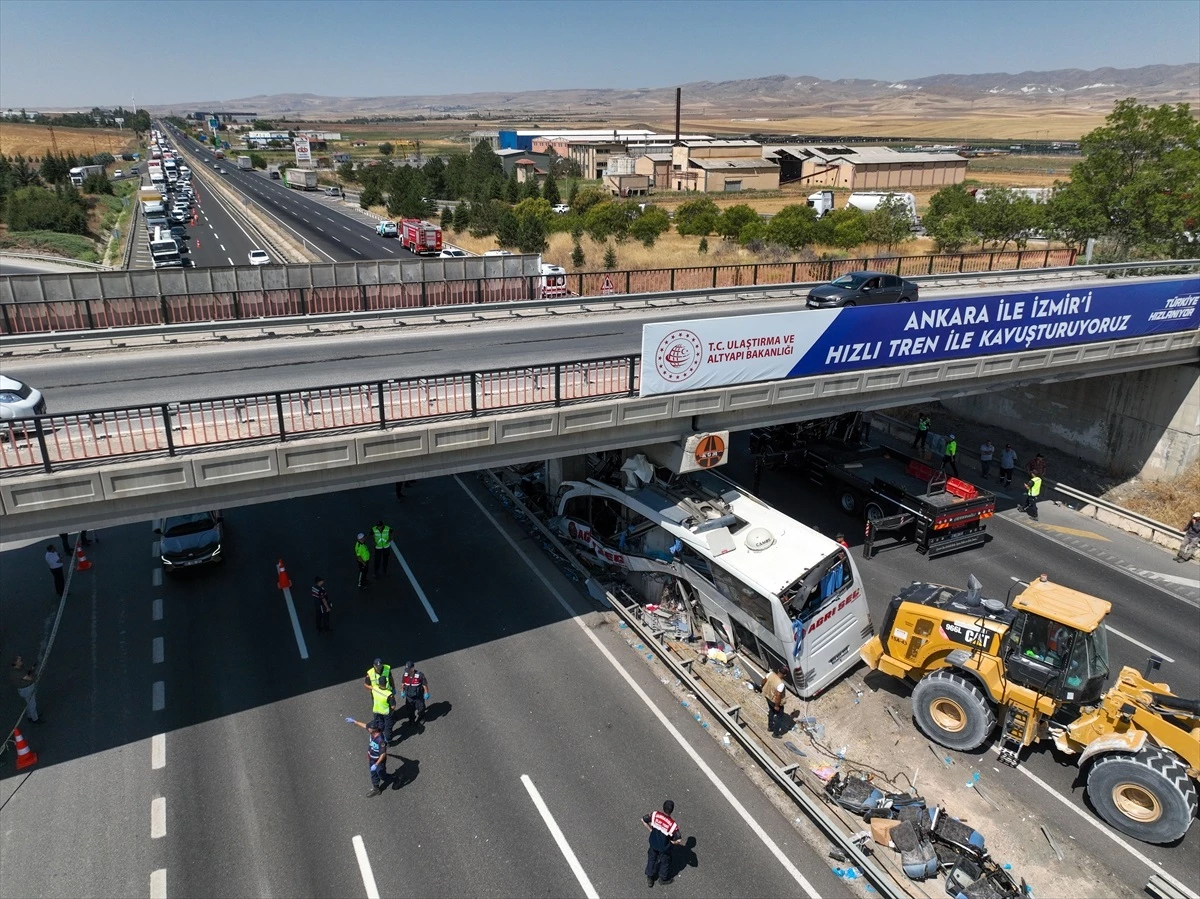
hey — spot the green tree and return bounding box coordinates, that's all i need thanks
[571,241,585,268]
[337,160,357,183]
[519,175,541,200]
[864,197,913,251]
[717,204,760,240]
[738,219,767,246]
[466,141,504,202]
[542,168,561,206]
[630,205,671,247]
[39,154,66,185]
[973,188,1039,250]
[570,186,607,216]
[674,198,720,236]
[443,153,470,199]
[1055,99,1200,257]
[441,205,456,231]
[496,206,520,248]
[421,156,446,198]
[6,185,87,234]
[379,142,394,157]
[698,236,709,254]
[454,202,471,232]
[359,183,383,209]
[503,167,520,202]
[818,207,869,249]
[566,180,579,208]
[924,183,976,229]
[516,213,548,254]
[82,172,113,195]
[249,153,268,169]
[1044,182,1106,252]
[927,211,976,253]
[603,243,617,270]
[764,204,818,249]
[584,200,632,242]
[513,196,554,230]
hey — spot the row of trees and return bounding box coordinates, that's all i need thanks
[0,152,118,236]
[14,106,151,134]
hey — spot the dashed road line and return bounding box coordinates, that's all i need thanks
[392,543,438,623]
[150,869,167,899]
[351,836,381,899]
[151,539,160,558]
[152,637,164,664]
[151,797,166,838]
[521,775,599,898]
[152,680,165,711]
[152,568,162,587]
[227,257,234,266]
[280,585,309,659]
[152,733,166,769]
[152,598,163,621]
[1106,625,1175,663]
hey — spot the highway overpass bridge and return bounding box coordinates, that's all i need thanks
[0,267,1196,541]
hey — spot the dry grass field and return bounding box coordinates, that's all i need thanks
[0,121,137,157]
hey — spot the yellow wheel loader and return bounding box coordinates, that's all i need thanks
[861,576,1199,844]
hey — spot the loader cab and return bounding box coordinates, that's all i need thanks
[1002,580,1111,705]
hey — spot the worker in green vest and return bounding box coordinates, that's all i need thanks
[912,412,930,451]
[1021,473,1043,520]
[367,669,395,744]
[354,533,371,589]
[940,433,960,477]
[371,520,392,578]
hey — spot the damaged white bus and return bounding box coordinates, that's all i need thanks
[545,436,873,697]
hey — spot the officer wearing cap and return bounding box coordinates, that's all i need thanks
[941,433,959,477]
[365,658,397,742]
[354,533,371,589]
[346,717,389,797]
[642,799,683,887]
[401,660,428,726]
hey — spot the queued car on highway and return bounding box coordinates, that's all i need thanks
[248,249,271,266]
[439,248,469,259]
[376,220,398,238]
[0,374,47,424]
[156,511,224,571]
[805,271,919,308]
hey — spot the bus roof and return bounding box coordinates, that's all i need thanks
[590,473,838,598]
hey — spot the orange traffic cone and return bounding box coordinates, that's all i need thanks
[75,543,92,571]
[276,559,291,590]
[13,727,38,770]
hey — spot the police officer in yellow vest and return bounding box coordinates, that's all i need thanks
[364,658,396,743]
[371,520,392,578]
[941,433,960,478]
[1021,473,1043,520]
[354,533,371,589]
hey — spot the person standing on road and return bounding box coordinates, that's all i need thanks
[371,520,392,578]
[10,656,40,723]
[44,544,65,596]
[401,661,428,726]
[1175,513,1200,562]
[346,718,389,797]
[761,666,789,738]
[312,576,332,633]
[365,658,397,697]
[979,439,995,480]
[912,412,930,451]
[1028,453,1047,479]
[941,434,960,478]
[998,444,1018,488]
[642,800,683,887]
[368,673,396,744]
[1020,473,1043,520]
[354,533,371,589]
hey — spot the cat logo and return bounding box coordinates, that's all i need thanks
[694,434,726,469]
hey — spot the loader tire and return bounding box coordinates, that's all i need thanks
[911,671,996,752]
[1087,748,1197,844]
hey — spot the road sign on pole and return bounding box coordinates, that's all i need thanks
[601,274,615,295]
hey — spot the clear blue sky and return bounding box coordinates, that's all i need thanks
[1,0,1197,107]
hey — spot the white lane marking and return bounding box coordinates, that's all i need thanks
[1106,625,1175,663]
[382,246,395,254]
[458,477,822,898]
[326,216,334,221]
[1133,567,1200,589]
[151,797,166,838]
[281,586,309,659]
[343,226,352,232]
[151,539,160,558]
[220,243,226,251]
[392,543,438,623]
[521,775,599,898]
[150,869,167,899]
[152,636,164,664]
[212,232,219,240]
[152,567,162,587]
[227,257,234,266]
[152,598,163,621]
[331,237,342,244]
[315,226,325,233]
[152,680,165,711]
[991,746,1197,895]
[152,733,166,769]
[351,835,381,899]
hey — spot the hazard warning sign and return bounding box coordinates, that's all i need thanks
[601,274,615,295]
[693,433,726,469]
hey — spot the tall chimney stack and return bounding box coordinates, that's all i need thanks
[675,88,681,144]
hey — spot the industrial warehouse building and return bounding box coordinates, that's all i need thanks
[763,145,967,190]
[635,140,780,193]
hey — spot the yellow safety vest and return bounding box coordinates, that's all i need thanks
[354,541,370,563]
[371,681,393,715]
[367,664,392,689]
[1028,475,1042,497]
[372,525,391,550]
[945,439,957,457]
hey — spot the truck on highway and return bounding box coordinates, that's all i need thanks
[213,148,225,159]
[68,164,106,187]
[750,411,995,558]
[149,227,184,269]
[806,190,835,218]
[846,191,920,228]
[237,155,253,171]
[529,437,873,697]
[138,187,165,215]
[284,168,319,191]
[399,218,442,255]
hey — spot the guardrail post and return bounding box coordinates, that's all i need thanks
[475,278,483,303]
[33,417,52,473]
[161,405,176,456]
[894,258,902,276]
[275,394,287,441]
[160,297,171,325]
[469,373,478,416]
[360,284,368,313]
[0,303,12,335]
[1043,248,1051,267]
[83,299,96,331]
[298,287,308,316]
[1017,250,1025,268]
[669,268,675,291]
[753,264,759,285]
[231,290,241,320]
[959,253,966,273]
[554,363,562,407]
[420,279,428,308]
[627,356,637,395]
[376,382,386,429]
[927,255,935,274]
[988,252,995,269]
[711,266,717,289]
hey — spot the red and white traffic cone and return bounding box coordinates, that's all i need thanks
[13,727,38,770]
[75,543,92,572]
[276,559,291,590]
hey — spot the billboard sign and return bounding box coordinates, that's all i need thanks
[208,118,219,131]
[640,278,1199,396]
[294,137,311,165]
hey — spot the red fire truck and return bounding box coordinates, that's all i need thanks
[400,219,443,255]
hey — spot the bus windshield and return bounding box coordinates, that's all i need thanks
[782,549,854,619]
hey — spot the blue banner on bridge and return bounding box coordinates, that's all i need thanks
[640,277,1199,396]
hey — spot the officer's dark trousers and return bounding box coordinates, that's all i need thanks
[646,845,672,882]
[405,695,426,724]
[371,711,393,743]
[369,758,387,789]
[357,561,369,587]
[373,547,389,576]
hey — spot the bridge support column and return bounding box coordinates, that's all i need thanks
[941,362,1200,480]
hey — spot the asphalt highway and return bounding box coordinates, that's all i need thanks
[183,173,262,269]
[0,477,850,899]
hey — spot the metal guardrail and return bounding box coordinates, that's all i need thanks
[1146,872,1200,899]
[0,251,114,272]
[121,193,142,271]
[480,470,907,899]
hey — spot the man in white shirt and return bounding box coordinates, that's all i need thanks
[44,545,65,596]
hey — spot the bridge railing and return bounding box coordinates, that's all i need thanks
[0,355,642,474]
[0,247,1077,336]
